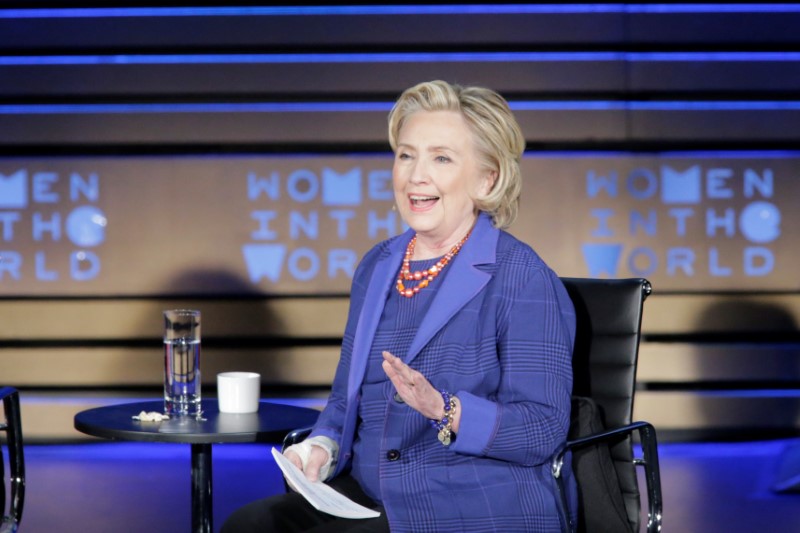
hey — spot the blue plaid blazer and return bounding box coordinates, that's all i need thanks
[312,213,577,532]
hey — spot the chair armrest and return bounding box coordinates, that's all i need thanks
[565,420,653,451]
[281,426,313,452]
[551,421,663,533]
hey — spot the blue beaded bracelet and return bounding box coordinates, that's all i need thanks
[429,389,457,446]
[429,390,451,431]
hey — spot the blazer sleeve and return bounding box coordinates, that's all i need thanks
[450,264,575,466]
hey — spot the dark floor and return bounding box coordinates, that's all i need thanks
[16,436,800,532]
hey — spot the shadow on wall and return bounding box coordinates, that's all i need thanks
[697,300,797,334]
[168,267,270,298]
[157,268,289,393]
[695,299,800,440]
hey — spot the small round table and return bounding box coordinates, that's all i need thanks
[74,399,320,533]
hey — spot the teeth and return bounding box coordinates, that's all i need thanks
[410,195,439,201]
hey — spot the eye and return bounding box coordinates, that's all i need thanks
[397,152,412,160]
[435,155,451,163]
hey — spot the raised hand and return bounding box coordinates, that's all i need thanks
[382,350,444,421]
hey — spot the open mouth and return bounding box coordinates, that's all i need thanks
[409,194,440,210]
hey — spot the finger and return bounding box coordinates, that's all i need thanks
[382,351,402,374]
[384,364,413,394]
[284,449,303,471]
[383,351,408,371]
[385,369,412,401]
[401,365,424,390]
[382,353,408,385]
[381,355,397,377]
[383,351,416,383]
[382,361,409,389]
[304,446,329,482]
[382,362,398,386]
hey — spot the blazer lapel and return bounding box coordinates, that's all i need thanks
[347,232,409,394]
[405,214,498,364]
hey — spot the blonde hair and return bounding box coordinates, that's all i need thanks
[387,80,525,229]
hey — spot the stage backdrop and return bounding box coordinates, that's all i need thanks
[1,152,795,296]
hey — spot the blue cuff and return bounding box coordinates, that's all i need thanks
[449,391,498,456]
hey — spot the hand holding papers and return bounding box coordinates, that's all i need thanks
[271,447,381,519]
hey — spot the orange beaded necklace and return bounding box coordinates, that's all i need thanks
[395,230,472,298]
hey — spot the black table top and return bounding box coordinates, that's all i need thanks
[74,399,320,445]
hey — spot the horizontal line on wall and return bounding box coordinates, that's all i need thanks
[627,101,800,110]
[3,100,800,114]
[529,149,800,158]
[628,4,800,14]
[0,5,654,19]
[629,52,800,61]
[0,101,394,113]
[16,389,329,408]
[0,52,625,64]
[655,428,800,442]
[644,334,800,343]
[4,51,800,66]
[639,384,800,396]
[6,140,800,157]
[0,4,796,19]
[0,337,343,349]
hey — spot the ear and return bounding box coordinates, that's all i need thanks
[479,170,498,196]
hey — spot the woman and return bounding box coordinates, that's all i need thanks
[223,80,577,532]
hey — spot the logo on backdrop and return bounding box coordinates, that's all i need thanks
[581,164,781,278]
[242,166,402,285]
[0,169,106,282]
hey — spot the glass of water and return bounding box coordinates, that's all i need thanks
[163,309,202,417]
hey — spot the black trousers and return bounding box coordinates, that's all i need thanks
[220,475,390,533]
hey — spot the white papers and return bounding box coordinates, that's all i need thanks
[271,447,381,519]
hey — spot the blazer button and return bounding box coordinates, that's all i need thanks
[386,449,401,461]
[393,392,405,403]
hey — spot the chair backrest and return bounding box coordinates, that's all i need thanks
[0,387,25,533]
[560,277,651,532]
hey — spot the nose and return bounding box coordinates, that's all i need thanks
[408,159,429,185]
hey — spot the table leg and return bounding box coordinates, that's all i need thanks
[191,443,213,533]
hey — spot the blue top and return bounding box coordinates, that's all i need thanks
[351,257,441,502]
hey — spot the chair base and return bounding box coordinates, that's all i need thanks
[0,516,20,533]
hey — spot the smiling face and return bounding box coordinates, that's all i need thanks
[392,110,494,256]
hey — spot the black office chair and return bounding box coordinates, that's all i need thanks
[282,278,663,532]
[551,277,662,533]
[0,387,25,533]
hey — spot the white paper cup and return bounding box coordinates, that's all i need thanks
[216,412,260,433]
[217,372,261,413]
